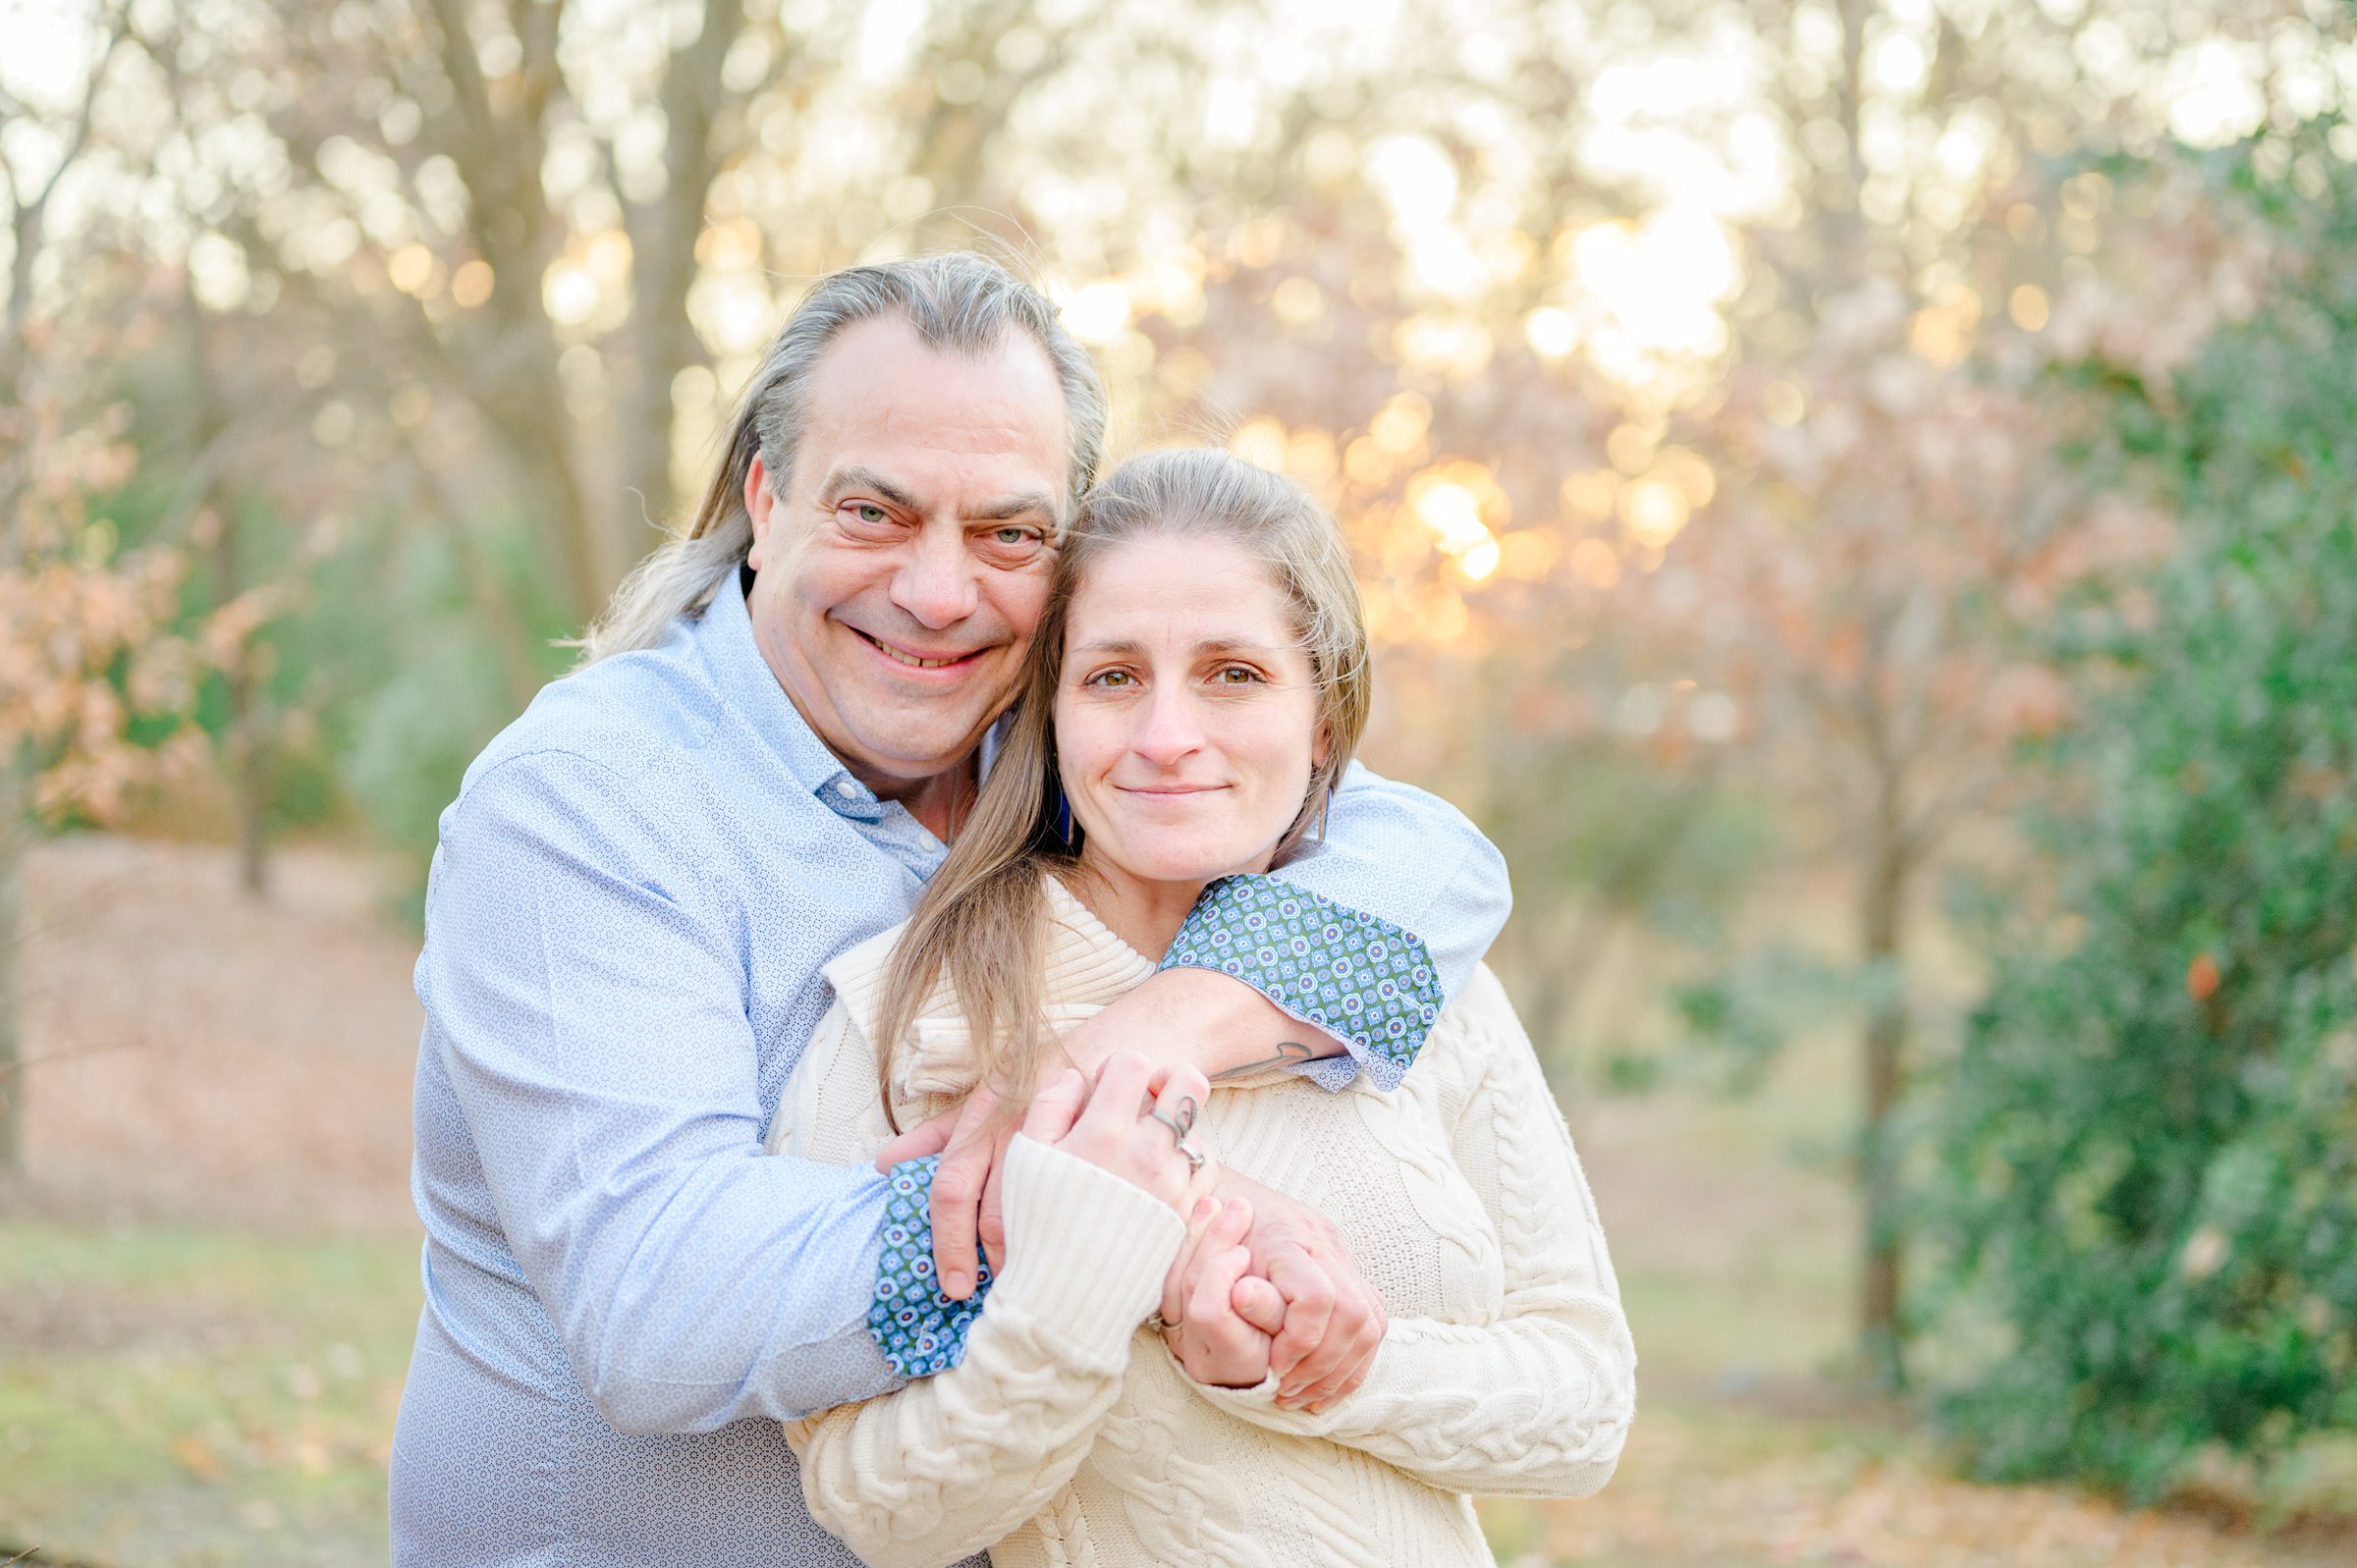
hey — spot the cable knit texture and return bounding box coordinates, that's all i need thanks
[774,877,1637,1568]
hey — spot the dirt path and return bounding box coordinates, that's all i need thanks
[14,834,424,1232]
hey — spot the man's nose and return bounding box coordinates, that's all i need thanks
[1130,686,1205,766]
[890,524,980,630]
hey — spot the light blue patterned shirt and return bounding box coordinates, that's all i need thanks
[388,572,1508,1567]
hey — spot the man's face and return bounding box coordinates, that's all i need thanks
[744,315,1069,797]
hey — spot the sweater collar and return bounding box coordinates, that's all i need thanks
[821,875,1159,1101]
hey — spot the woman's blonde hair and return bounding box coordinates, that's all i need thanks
[873,447,1372,1126]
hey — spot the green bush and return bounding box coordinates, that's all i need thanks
[1927,131,2357,1497]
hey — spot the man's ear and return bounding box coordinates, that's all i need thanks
[743,453,776,572]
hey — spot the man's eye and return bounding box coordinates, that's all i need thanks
[853,504,888,524]
[994,525,1040,547]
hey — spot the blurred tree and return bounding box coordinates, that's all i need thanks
[1929,126,2357,1496]
[0,6,209,1169]
[137,0,1099,633]
[1620,0,2336,1385]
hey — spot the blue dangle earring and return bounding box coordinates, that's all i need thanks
[1052,781,1076,848]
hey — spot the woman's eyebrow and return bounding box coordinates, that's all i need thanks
[1068,635,1287,659]
[1069,636,1148,659]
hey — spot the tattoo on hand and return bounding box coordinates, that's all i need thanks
[1212,1040,1318,1082]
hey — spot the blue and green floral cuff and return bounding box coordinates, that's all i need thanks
[1158,874,1444,1094]
[868,1154,991,1379]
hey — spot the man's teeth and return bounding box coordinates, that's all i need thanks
[873,640,962,669]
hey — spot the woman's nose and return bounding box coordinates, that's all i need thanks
[1129,687,1205,765]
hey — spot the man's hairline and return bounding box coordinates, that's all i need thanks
[765,309,1091,524]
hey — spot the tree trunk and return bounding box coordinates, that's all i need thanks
[0,772,27,1176]
[189,299,270,897]
[615,1,747,554]
[1857,816,1910,1391]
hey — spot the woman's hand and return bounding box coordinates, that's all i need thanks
[1020,1053,1216,1215]
[874,1054,1217,1295]
[1161,1197,1281,1387]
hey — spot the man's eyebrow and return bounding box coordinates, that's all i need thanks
[963,491,1061,523]
[818,465,921,513]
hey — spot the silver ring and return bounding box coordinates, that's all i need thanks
[1146,1095,1205,1174]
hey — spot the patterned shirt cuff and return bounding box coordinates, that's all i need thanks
[868,1154,992,1379]
[1157,874,1445,1094]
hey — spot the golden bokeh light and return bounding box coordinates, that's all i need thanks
[1369,393,1433,456]
[1229,415,1289,472]
[1606,422,1658,474]
[1567,537,1621,588]
[1343,436,1393,487]
[450,259,494,308]
[1651,447,1718,509]
[1499,529,1560,580]
[1058,281,1132,345]
[388,244,438,297]
[1618,477,1690,548]
[543,262,599,327]
[1561,470,1620,520]
[1271,277,1325,328]
[1524,306,1580,360]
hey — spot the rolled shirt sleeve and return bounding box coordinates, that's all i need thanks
[1160,760,1511,1091]
[420,749,905,1432]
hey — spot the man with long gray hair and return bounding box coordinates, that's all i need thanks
[389,250,1510,1565]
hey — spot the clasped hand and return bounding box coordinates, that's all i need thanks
[873,1056,1385,1412]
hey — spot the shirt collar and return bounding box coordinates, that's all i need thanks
[692,567,884,819]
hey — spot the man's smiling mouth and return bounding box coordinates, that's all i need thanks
[852,628,982,671]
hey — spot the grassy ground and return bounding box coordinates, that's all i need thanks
[0,1218,414,1567]
[4,834,2353,1566]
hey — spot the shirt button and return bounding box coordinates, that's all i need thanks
[836,779,860,799]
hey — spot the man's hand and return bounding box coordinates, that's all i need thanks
[1169,1168,1384,1412]
[872,1084,1007,1301]
[874,1056,1220,1298]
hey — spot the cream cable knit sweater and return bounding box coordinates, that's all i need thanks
[770,878,1636,1568]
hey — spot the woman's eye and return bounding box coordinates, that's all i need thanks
[1087,670,1134,688]
[1215,666,1262,684]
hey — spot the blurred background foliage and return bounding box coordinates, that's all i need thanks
[8,0,2357,1555]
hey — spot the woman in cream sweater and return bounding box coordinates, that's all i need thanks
[771,449,1636,1567]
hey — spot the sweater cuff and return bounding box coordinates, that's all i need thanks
[1176,1351,1375,1436]
[992,1135,1188,1370]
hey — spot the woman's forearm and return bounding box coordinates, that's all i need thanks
[788,1136,1185,1567]
[1183,969,1636,1497]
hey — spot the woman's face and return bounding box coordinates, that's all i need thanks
[1054,532,1324,888]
